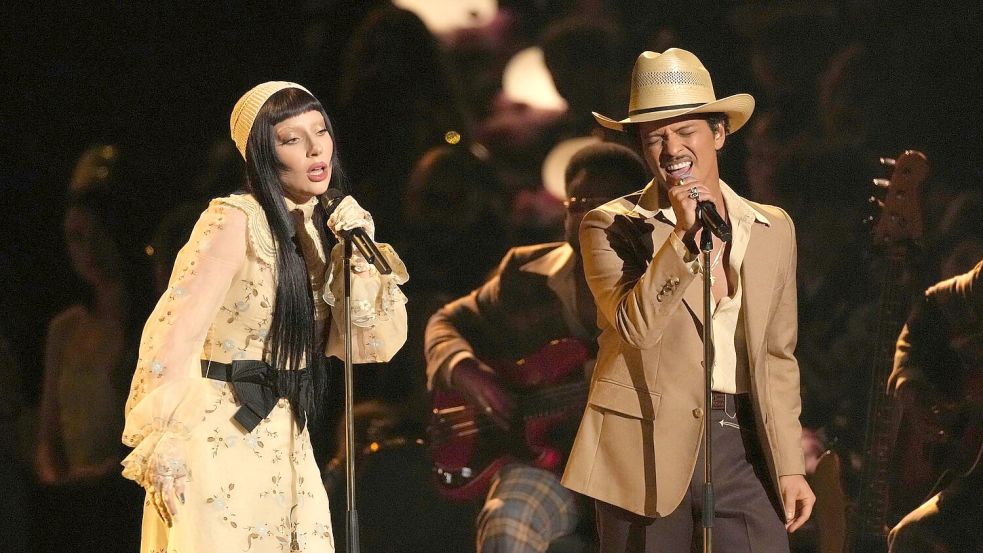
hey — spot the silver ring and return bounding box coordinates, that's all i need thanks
[688,187,699,200]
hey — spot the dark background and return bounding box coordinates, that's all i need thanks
[1,1,981,550]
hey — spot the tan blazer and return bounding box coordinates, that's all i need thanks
[561,180,806,518]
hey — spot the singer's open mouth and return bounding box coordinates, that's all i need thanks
[662,159,692,178]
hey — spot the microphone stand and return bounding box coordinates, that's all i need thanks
[698,210,715,553]
[342,235,360,553]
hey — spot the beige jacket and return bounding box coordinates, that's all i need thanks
[561,180,805,517]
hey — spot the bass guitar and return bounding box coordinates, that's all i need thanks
[428,337,591,502]
[813,150,929,552]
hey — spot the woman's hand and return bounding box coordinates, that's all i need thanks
[326,195,375,240]
[143,439,188,527]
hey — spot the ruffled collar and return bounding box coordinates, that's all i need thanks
[283,195,318,222]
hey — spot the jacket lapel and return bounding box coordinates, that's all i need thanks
[681,254,705,329]
[741,223,778,373]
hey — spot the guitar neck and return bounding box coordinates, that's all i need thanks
[517,380,589,420]
[852,255,915,541]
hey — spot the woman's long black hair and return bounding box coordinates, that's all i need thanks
[243,88,347,422]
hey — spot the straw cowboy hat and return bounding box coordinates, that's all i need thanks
[593,48,755,133]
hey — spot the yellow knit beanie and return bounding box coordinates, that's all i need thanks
[229,81,312,159]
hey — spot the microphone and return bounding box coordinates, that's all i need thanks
[319,189,393,275]
[697,200,732,242]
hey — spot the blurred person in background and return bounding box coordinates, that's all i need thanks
[35,144,150,553]
[334,5,472,232]
[541,17,624,140]
[402,144,512,298]
[888,257,983,552]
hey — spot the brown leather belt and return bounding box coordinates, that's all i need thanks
[710,391,749,410]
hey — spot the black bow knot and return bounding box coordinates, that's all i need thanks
[201,359,311,433]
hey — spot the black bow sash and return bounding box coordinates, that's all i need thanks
[201,359,311,433]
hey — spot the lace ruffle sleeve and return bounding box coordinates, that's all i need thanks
[121,201,247,483]
[322,242,409,363]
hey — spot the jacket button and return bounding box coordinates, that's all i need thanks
[692,408,704,418]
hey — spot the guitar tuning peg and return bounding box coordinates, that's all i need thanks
[880,157,896,167]
[863,214,876,226]
[868,196,884,208]
[872,178,890,188]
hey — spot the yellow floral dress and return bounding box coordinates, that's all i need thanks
[121,193,408,552]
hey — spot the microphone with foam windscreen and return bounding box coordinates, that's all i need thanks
[320,189,393,275]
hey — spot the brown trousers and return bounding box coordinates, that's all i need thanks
[595,393,790,553]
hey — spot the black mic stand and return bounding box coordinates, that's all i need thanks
[342,235,360,553]
[698,209,715,553]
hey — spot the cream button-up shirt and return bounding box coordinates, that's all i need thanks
[635,180,770,393]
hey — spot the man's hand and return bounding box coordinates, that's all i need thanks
[779,474,815,533]
[896,380,946,438]
[450,357,515,430]
[666,174,714,237]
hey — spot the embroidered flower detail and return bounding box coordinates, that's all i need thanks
[221,339,237,352]
[150,360,165,377]
[171,286,187,298]
[243,433,264,457]
[207,428,239,456]
[209,496,227,511]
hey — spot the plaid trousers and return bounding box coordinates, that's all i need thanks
[476,464,580,553]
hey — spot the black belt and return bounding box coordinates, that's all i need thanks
[201,359,311,433]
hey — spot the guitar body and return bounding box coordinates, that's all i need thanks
[429,338,591,502]
[889,413,946,512]
[906,373,983,497]
[812,450,848,553]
